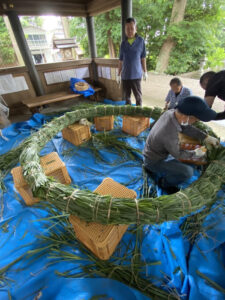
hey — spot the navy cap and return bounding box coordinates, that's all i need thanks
[176,96,217,122]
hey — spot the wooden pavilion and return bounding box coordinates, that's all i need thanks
[0,0,132,112]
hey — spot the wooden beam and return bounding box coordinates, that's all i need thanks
[10,1,86,10]
[0,1,88,16]
[0,0,121,17]
[1,9,87,17]
[35,59,92,71]
[87,0,120,16]
[7,11,45,96]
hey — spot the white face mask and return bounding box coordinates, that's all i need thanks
[181,116,189,126]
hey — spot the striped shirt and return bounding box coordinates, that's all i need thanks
[165,86,192,109]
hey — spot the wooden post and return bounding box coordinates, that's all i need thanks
[86,15,98,83]
[121,0,132,41]
[7,11,44,96]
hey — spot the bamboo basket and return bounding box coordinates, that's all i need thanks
[62,123,91,146]
[74,82,89,91]
[69,178,137,260]
[94,116,114,131]
[179,133,207,165]
[11,152,71,205]
[122,116,149,136]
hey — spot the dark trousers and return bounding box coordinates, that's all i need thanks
[122,79,142,106]
[143,156,194,187]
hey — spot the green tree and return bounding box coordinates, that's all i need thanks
[68,0,225,74]
[69,17,89,57]
[0,17,17,67]
[165,0,225,74]
[20,16,44,28]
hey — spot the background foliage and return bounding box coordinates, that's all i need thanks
[0,17,16,66]
[0,1,224,74]
[69,0,225,74]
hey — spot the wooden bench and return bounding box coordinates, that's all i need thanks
[22,87,103,113]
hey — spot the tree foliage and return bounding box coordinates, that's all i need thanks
[0,17,16,66]
[20,16,44,28]
[69,0,225,74]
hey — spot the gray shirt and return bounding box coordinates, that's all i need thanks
[143,110,207,162]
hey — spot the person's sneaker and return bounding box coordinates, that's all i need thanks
[158,178,179,194]
[163,186,180,194]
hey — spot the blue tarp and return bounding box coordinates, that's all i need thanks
[0,112,224,300]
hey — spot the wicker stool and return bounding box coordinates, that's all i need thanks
[11,152,71,205]
[122,116,149,136]
[62,123,91,146]
[69,178,137,260]
[94,116,114,131]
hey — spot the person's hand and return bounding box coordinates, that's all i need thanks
[204,136,220,148]
[116,74,121,85]
[142,71,148,81]
[194,146,207,158]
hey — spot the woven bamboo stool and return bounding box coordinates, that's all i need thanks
[122,116,149,136]
[69,178,137,260]
[62,123,91,146]
[94,116,114,131]
[11,152,71,205]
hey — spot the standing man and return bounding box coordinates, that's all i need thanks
[164,77,192,110]
[200,70,225,120]
[117,18,147,106]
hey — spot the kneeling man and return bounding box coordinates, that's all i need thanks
[143,96,219,193]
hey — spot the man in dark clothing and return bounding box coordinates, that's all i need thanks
[117,17,147,106]
[200,70,225,120]
[143,96,219,193]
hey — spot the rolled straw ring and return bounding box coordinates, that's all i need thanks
[75,82,89,91]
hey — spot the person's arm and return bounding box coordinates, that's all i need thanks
[164,102,169,110]
[118,60,123,76]
[141,58,147,72]
[164,134,195,160]
[205,96,215,108]
[164,91,171,110]
[181,125,207,142]
[118,43,123,76]
[215,111,225,120]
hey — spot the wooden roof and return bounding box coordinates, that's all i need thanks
[0,0,121,16]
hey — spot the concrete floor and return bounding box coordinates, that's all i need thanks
[10,73,225,138]
[140,73,225,138]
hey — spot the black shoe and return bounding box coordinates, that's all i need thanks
[158,178,179,194]
[163,186,180,195]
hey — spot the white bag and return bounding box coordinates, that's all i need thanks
[0,95,9,117]
[0,95,10,129]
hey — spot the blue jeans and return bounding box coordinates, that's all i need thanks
[143,156,194,187]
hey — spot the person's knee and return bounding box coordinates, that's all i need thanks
[182,166,194,181]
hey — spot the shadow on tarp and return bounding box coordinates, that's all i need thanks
[0,111,224,300]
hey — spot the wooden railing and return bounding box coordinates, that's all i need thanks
[94,58,122,101]
[0,58,122,108]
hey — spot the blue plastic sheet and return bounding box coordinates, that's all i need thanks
[70,78,95,97]
[0,112,224,300]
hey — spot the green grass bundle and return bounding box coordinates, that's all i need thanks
[0,105,224,225]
